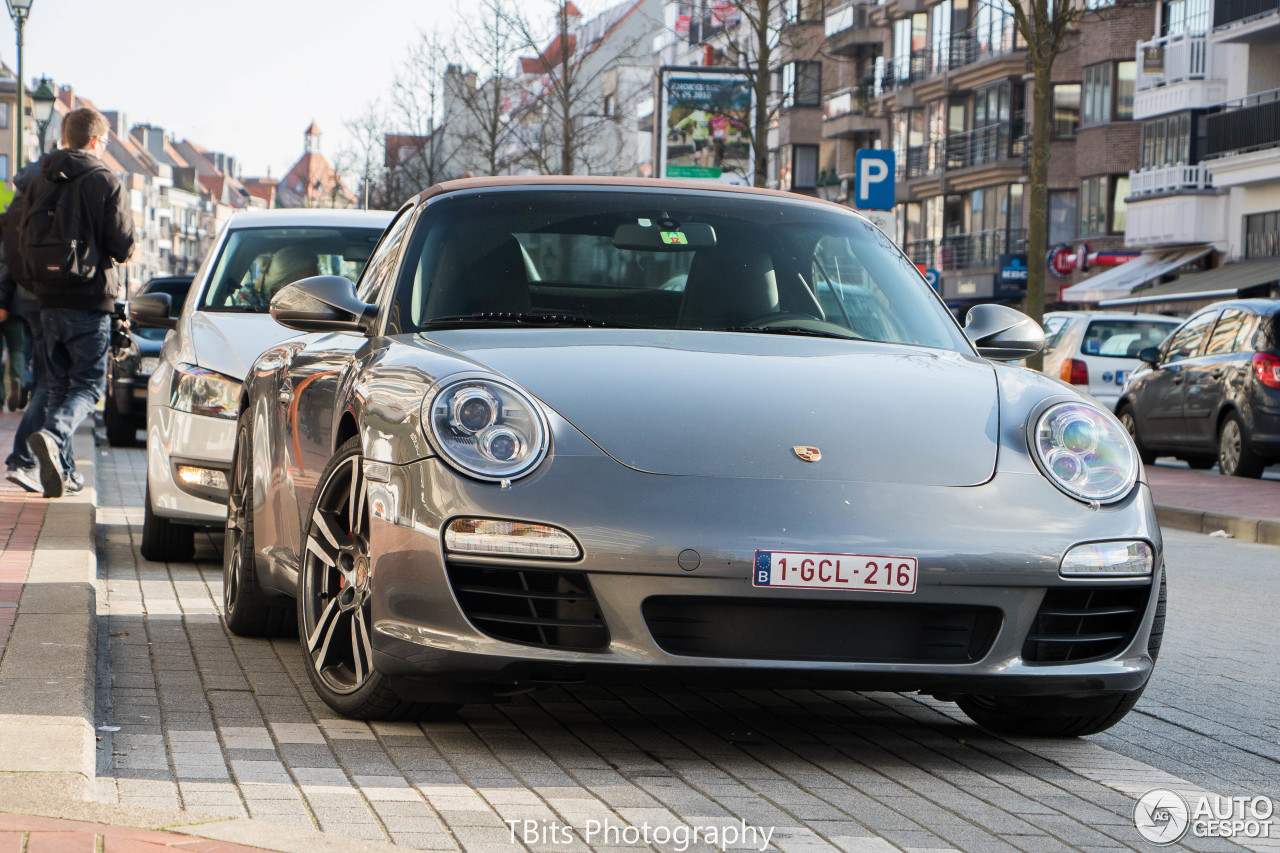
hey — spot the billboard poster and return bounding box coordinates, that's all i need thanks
[658,67,753,184]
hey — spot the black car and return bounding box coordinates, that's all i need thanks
[1117,298,1280,477]
[107,275,193,446]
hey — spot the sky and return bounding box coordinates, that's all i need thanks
[10,0,465,179]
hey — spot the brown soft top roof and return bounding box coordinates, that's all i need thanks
[413,175,848,209]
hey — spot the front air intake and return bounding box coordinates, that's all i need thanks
[445,562,609,651]
[1023,584,1151,663]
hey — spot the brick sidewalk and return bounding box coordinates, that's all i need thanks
[1146,462,1280,522]
[0,411,48,666]
[0,813,271,851]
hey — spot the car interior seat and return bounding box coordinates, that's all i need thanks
[423,237,532,320]
[678,244,780,329]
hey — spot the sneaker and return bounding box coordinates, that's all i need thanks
[5,466,41,493]
[28,430,65,498]
[64,471,85,494]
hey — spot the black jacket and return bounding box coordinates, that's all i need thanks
[24,148,135,313]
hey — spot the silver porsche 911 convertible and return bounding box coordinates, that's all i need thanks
[225,176,1164,736]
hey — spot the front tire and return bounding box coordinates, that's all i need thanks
[224,416,295,637]
[297,437,457,721]
[104,386,137,447]
[1117,406,1155,466]
[957,574,1165,737]
[1217,412,1265,478]
[141,483,195,562]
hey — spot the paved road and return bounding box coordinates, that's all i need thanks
[92,446,1278,852]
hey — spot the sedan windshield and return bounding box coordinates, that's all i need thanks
[200,226,385,313]
[391,189,969,352]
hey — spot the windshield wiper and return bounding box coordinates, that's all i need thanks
[722,325,863,341]
[424,312,640,329]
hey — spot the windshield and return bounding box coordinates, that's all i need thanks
[1082,319,1178,358]
[199,226,385,313]
[390,189,968,351]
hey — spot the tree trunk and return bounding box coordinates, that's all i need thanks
[1023,56,1053,371]
[752,0,771,188]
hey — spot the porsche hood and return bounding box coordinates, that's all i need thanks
[426,330,998,486]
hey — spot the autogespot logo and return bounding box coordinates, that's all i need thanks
[1135,789,1190,844]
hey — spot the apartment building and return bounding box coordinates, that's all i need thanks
[1074,0,1280,313]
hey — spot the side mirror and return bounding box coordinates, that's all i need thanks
[128,293,176,330]
[1137,346,1161,366]
[269,275,376,335]
[963,304,1045,361]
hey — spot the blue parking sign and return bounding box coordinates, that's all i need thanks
[854,150,895,211]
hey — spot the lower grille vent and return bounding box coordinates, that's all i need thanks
[1023,584,1150,663]
[446,562,609,651]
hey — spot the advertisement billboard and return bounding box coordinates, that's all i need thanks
[657,67,754,184]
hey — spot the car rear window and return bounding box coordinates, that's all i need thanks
[1081,319,1177,358]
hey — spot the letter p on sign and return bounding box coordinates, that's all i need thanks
[855,150,895,211]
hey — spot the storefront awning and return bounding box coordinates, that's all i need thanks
[1059,246,1211,303]
[1099,258,1279,307]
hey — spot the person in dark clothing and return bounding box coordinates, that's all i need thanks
[3,158,72,494]
[24,108,134,498]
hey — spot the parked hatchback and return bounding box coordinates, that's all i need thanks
[1117,299,1280,477]
[130,209,394,561]
[1041,311,1181,411]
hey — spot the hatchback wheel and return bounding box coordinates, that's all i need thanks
[1118,406,1154,465]
[1217,412,1265,478]
[141,483,195,562]
[298,437,457,720]
[103,391,137,447]
[223,417,295,637]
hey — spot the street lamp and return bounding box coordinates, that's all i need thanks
[5,0,34,170]
[816,168,841,202]
[31,75,54,154]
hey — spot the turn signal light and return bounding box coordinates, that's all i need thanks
[1060,358,1089,385]
[444,518,581,559]
[1252,352,1280,390]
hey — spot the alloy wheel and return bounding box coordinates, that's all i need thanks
[1219,418,1242,475]
[300,456,374,695]
[224,427,249,614]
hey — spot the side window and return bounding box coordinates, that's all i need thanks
[356,208,414,307]
[1163,311,1218,363]
[1204,309,1253,356]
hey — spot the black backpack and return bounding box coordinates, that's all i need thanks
[20,165,107,289]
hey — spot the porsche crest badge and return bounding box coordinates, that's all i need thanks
[792,446,822,462]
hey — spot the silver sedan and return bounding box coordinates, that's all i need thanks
[224,177,1165,736]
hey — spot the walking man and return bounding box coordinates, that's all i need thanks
[23,108,134,497]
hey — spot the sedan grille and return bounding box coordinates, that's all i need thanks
[1023,584,1151,663]
[445,562,609,651]
[643,597,1001,663]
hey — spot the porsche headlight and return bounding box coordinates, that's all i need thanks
[170,363,240,419]
[424,378,548,481]
[1032,402,1138,503]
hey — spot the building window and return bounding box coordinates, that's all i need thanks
[1112,176,1129,232]
[1116,61,1135,120]
[1080,176,1109,235]
[786,0,824,22]
[0,103,8,130]
[1082,64,1113,125]
[782,62,821,107]
[1049,190,1078,244]
[1052,84,1080,137]
[1245,210,1280,259]
[1141,113,1192,167]
[789,144,819,189]
[0,153,8,182]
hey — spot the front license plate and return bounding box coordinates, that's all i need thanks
[753,551,917,593]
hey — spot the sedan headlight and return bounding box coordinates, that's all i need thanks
[170,363,240,419]
[1031,402,1138,503]
[423,378,549,481]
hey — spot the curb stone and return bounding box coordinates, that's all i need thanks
[1155,503,1280,546]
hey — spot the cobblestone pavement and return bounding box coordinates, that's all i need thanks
[93,447,1279,852]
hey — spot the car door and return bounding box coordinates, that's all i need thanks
[1183,308,1257,448]
[1138,310,1218,446]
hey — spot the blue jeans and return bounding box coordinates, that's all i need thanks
[37,308,109,472]
[5,312,73,473]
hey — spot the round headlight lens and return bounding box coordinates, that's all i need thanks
[1033,402,1138,503]
[424,379,548,481]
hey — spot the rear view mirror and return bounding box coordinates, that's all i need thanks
[270,275,377,335]
[613,221,716,252]
[129,293,176,330]
[963,304,1045,361]
[1137,346,1161,365]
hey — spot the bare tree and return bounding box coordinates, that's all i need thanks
[334,100,389,209]
[386,29,459,194]
[448,0,525,176]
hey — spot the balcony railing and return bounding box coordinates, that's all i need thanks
[1205,88,1280,158]
[824,89,856,119]
[1214,0,1279,28]
[1136,31,1209,91]
[903,239,936,266]
[948,19,1020,69]
[905,123,1023,177]
[873,17,1021,96]
[1127,162,1214,196]
[938,229,1027,270]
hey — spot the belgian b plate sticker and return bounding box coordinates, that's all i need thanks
[753,551,917,593]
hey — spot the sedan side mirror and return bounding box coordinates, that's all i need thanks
[270,275,376,335]
[963,304,1045,361]
[129,292,176,330]
[1137,346,1161,366]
